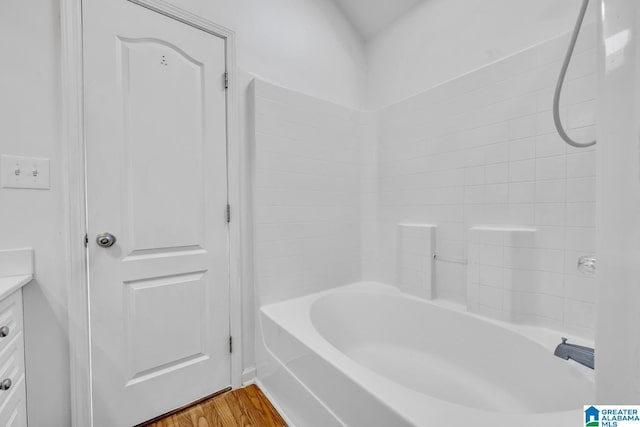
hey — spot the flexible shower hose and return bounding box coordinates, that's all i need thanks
[553,0,596,148]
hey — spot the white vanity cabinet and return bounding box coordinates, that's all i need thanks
[0,290,27,426]
[0,249,33,426]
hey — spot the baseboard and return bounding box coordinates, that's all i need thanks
[242,365,256,385]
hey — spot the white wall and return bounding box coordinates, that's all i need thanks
[366,0,596,109]
[0,2,71,426]
[375,28,598,337]
[0,0,366,425]
[170,0,367,110]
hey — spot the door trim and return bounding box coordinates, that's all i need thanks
[60,2,242,426]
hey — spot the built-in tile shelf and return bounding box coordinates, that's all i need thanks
[467,226,564,326]
[397,223,436,299]
[0,248,33,300]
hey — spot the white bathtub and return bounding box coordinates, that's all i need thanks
[258,282,595,427]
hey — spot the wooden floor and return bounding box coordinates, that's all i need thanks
[143,385,287,427]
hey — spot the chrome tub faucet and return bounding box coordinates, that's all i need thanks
[554,337,594,369]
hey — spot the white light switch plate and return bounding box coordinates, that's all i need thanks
[1,155,50,189]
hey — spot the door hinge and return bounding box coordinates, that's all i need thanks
[226,204,231,223]
[229,336,233,353]
[84,234,88,248]
[224,72,229,89]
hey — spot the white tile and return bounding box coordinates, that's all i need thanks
[479,285,503,310]
[504,230,536,248]
[564,275,597,303]
[567,100,597,129]
[567,151,596,178]
[372,36,598,333]
[536,133,566,157]
[535,203,565,226]
[565,127,596,155]
[564,299,595,329]
[537,108,566,135]
[565,227,595,252]
[535,180,566,203]
[479,244,503,267]
[509,182,535,203]
[508,204,535,224]
[479,265,504,287]
[566,73,597,105]
[485,163,509,184]
[254,81,362,302]
[508,137,536,161]
[465,147,486,167]
[477,229,503,245]
[537,85,566,112]
[478,304,507,321]
[509,115,538,139]
[512,292,563,320]
[566,49,597,80]
[482,142,510,164]
[534,226,565,249]
[465,166,485,186]
[484,184,509,204]
[566,202,596,227]
[535,156,566,180]
[508,269,563,296]
[566,177,596,202]
[465,186,484,204]
[509,159,535,182]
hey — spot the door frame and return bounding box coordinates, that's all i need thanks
[60,1,243,425]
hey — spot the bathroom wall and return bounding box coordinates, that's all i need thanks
[359,111,379,277]
[0,2,71,425]
[0,0,366,424]
[166,0,367,110]
[252,79,362,306]
[366,0,597,109]
[251,79,364,415]
[374,28,598,337]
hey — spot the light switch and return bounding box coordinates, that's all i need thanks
[2,155,50,190]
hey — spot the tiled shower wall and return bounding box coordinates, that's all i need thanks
[253,80,362,306]
[375,26,598,337]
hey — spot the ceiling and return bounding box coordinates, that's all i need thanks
[332,0,425,39]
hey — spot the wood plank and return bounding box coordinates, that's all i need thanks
[143,385,287,427]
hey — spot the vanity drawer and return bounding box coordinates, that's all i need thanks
[0,292,23,355]
[0,375,26,427]
[0,333,25,411]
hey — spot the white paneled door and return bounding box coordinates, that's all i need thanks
[83,1,230,425]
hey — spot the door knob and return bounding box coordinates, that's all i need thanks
[577,256,596,276]
[0,326,9,338]
[96,233,117,248]
[0,379,11,391]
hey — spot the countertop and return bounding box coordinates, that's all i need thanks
[0,275,32,301]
